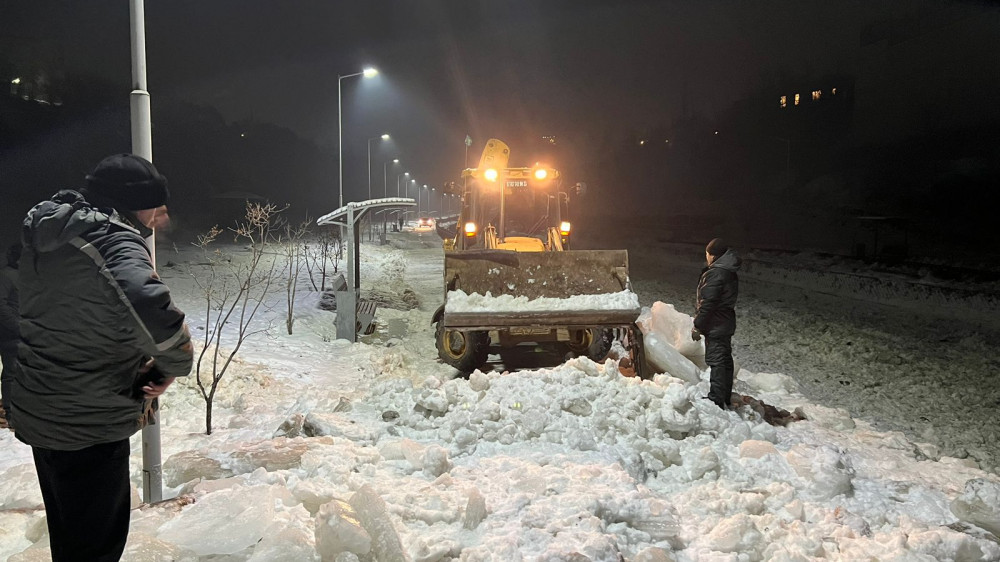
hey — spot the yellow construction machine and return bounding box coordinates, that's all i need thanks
[431,139,646,376]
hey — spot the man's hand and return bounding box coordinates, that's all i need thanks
[143,376,175,399]
[137,359,174,399]
[691,329,702,341]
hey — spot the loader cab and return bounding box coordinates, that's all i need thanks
[457,165,569,251]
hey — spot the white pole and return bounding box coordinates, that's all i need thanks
[367,139,372,200]
[130,0,162,505]
[338,76,344,209]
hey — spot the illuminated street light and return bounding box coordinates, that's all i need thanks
[383,158,400,198]
[338,67,379,208]
[11,78,20,85]
[367,133,390,200]
[397,171,410,197]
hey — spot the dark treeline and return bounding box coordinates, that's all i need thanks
[0,72,337,246]
[3,66,997,266]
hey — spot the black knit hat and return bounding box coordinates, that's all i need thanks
[84,154,169,211]
[706,237,729,257]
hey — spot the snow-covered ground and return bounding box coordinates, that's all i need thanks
[1,228,999,561]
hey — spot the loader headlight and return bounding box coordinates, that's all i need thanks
[464,222,478,236]
[483,168,498,182]
[534,168,548,180]
[559,221,571,236]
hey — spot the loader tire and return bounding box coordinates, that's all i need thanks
[566,328,615,362]
[436,323,490,373]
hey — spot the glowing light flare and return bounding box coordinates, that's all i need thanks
[362,67,379,78]
[380,133,390,140]
[483,168,498,182]
[534,168,548,180]
[559,221,571,235]
[11,78,21,85]
[464,222,477,236]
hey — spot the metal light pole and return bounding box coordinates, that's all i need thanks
[397,171,409,197]
[338,67,378,208]
[367,133,389,200]
[409,179,416,219]
[383,158,399,198]
[129,0,161,505]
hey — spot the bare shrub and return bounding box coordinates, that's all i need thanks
[190,202,282,434]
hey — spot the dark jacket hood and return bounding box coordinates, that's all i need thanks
[711,249,742,272]
[22,190,143,253]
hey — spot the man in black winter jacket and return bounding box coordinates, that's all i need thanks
[9,154,193,562]
[692,238,741,410]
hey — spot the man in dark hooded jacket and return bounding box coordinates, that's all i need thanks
[692,238,741,410]
[8,154,193,561]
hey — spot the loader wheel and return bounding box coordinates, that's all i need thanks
[566,328,615,362]
[436,323,490,373]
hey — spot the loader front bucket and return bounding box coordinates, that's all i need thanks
[443,249,630,299]
[442,249,638,330]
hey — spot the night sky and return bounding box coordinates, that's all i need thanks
[2,1,999,259]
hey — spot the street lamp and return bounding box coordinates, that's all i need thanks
[338,67,378,208]
[397,171,409,197]
[367,133,390,200]
[407,179,417,217]
[383,158,399,198]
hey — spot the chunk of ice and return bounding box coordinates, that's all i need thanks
[348,486,407,562]
[315,499,372,559]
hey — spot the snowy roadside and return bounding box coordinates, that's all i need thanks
[623,238,1000,477]
[0,231,998,561]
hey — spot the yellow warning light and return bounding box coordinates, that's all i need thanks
[534,168,548,180]
[483,168,498,182]
[559,221,571,235]
[464,222,477,236]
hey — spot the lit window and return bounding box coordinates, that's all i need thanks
[794,93,800,106]
[812,90,822,101]
[832,87,837,95]
[779,95,787,108]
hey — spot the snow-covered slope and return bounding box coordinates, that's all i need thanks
[0,231,997,561]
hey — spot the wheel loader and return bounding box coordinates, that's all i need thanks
[431,139,647,377]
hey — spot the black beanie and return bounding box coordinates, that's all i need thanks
[84,154,169,211]
[706,237,729,257]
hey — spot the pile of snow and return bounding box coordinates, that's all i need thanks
[445,289,639,313]
[1,237,999,561]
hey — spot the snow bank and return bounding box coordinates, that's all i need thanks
[2,238,999,561]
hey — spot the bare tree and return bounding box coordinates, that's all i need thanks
[282,219,311,335]
[190,202,282,434]
[304,228,341,292]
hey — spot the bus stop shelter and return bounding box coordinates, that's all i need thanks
[317,197,415,340]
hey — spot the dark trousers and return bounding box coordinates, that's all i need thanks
[32,439,132,562]
[705,335,734,409]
